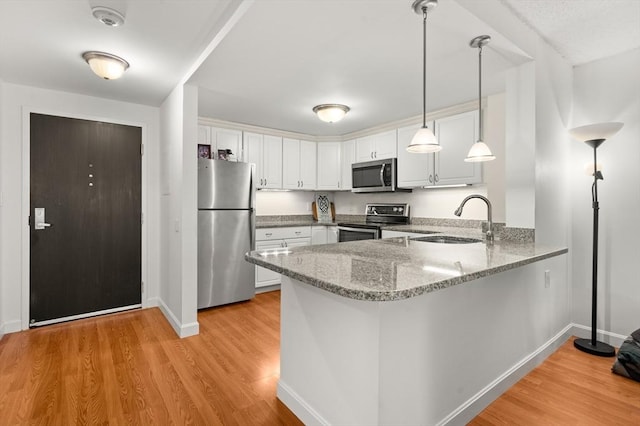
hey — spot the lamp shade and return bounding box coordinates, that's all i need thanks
[464,141,495,162]
[313,104,350,123]
[407,126,441,153]
[83,51,129,80]
[569,122,623,142]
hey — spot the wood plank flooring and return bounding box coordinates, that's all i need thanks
[1,291,639,425]
[0,291,302,425]
[470,338,640,425]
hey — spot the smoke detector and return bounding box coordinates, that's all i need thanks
[92,6,125,27]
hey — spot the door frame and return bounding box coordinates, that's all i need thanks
[21,107,149,329]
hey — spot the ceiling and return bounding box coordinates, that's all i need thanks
[1,0,638,137]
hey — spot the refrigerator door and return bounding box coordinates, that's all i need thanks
[198,159,255,210]
[198,209,256,309]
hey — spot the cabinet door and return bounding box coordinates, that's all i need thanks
[434,110,482,185]
[341,140,356,191]
[311,226,328,245]
[355,136,375,162]
[327,226,338,244]
[255,240,284,287]
[373,129,397,160]
[317,142,341,190]
[212,127,243,161]
[397,123,434,187]
[282,138,301,189]
[299,140,317,189]
[244,132,264,188]
[263,135,283,188]
[198,125,211,146]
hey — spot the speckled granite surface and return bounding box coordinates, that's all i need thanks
[256,215,336,228]
[245,237,567,301]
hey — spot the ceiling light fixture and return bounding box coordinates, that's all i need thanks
[313,104,350,123]
[82,51,130,80]
[407,0,440,154]
[91,6,125,27]
[465,35,496,162]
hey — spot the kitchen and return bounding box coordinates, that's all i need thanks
[1,0,639,424]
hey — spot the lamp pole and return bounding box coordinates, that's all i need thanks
[573,138,615,357]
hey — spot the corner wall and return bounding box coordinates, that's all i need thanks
[0,82,161,333]
[570,49,640,338]
[159,84,199,337]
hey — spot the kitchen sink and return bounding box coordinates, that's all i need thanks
[410,235,483,244]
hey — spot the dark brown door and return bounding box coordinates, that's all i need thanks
[30,113,142,325]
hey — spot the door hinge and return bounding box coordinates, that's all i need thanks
[141,144,144,156]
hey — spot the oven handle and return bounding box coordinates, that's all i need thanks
[379,164,386,187]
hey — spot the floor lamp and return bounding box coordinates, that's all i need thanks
[569,122,623,357]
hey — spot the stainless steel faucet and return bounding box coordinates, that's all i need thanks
[454,195,494,242]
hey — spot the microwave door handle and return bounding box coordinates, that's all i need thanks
[380,164,386,187]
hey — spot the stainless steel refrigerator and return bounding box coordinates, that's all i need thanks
[198,159,255,309]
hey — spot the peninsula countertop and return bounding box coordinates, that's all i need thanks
[245,236,567,301]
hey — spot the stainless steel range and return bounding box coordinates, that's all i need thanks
[337,203,410,242]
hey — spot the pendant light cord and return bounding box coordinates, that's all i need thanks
[422,7,427,128]
[478,44,483,141]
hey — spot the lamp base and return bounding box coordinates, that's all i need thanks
[573,338,616,357]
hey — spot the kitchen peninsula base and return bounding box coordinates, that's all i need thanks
[277,254,569,426]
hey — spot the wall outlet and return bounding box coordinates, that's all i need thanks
[544,270,551,288]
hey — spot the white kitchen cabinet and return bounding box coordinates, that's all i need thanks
[355,129,397,162]
[244,132,282,189]
[434,110,482,185]
[397,110,482,188]
[198,125,211,145]
[211,127,243,161]
[397,122,435,187]
[283,138,316,190]
[327,226,338,243]
[255,227,312,288]
[317,142,342,190]
[341,139,356,191]
[311,226,339,245]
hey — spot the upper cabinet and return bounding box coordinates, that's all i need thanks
[397,110,482,188]
[245,132,282,189]
[355,129,397,162]
[340,139,356,191]
[283,138,316,190]
[317,142,342,191]
[198,125,243,161]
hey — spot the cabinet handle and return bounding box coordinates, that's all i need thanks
[266,232,272,237]
[265,178,267,186]
[435,174,439,182]
[374,151,377,158]
[370,152,373,159]
[338,181,340,188]
[301,180,303,187]
[284,241,288,247]
[429,174,433,183]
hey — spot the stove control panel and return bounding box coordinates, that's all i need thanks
[365,203,410,218]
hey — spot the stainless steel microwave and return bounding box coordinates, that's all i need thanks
[351,158,409,193]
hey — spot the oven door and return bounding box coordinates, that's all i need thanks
[337,226,380,242]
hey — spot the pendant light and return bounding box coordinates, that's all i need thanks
[407,0,440,153]
[465,35,495,162]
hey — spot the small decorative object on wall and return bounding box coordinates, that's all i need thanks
[198,144,211,159]
[314,193,334,223]
[217,149,228,160]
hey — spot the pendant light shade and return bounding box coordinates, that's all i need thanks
[82,51,129,80]
[465,35,495,163]
[407,0,440,154]
[313,104,350,123]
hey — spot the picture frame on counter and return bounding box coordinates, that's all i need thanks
[198,144,211,159]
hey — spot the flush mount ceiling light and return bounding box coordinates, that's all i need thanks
[92,6,125,27]
[313,104,350,123]
[82,51,129,80]
[465,35,496,162]
[407,0,440,154]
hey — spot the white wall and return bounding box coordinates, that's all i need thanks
[0,82,161,333]
[0,79,4,339]
[570,49,640,338]
[158,84,200,338]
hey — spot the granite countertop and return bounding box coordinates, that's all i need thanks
[245,237,567,302]
[255,216,336,228]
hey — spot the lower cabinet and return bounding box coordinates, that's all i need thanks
[255,227,311,289]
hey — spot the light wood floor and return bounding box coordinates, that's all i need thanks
[1,291,639,425]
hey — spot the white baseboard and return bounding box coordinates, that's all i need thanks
[277,381,330,426]
[0,320,23,337]
[256,284,280,294]
[571,323,628,348]
[144,296,159,308]
[439,324,573,425]
[157,298,200,338]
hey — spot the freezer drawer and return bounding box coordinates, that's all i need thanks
[198,210,255,309]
